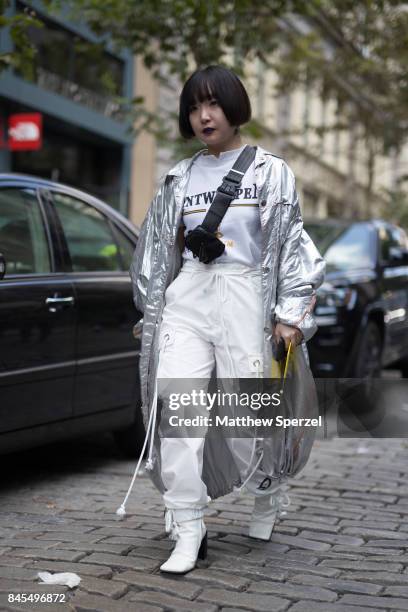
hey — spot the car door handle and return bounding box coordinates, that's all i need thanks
[46,296,75,312]
[46,296,75,305]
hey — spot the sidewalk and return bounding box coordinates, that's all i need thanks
[1,435,408,611]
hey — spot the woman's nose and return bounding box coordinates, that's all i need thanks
[200,106,211,122]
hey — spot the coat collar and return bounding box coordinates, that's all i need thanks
[167,144,274,178]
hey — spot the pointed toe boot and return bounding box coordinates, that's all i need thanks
[249,489,290,541]
[160,515,207,574]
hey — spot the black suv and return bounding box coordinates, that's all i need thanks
[0,174,144,456]
[305,219,408,378]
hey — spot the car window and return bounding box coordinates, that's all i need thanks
[390,226,408,250]
[52,193,122,272]
[0,187,50,275]
[305,222,375,272]
[110,223,135,269]
[379,225,408,263]
[379,226,400,262]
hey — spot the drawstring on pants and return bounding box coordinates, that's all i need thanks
[165,508,180,541]
[235,448,264,493]
[116,333,170,518]
[269,485,291,517]
[275,488,291,517]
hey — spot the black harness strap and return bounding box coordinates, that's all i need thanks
[201,145,257,233]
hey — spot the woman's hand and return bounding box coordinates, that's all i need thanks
[274,322,303,351]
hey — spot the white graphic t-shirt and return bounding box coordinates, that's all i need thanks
[182,145,261,266]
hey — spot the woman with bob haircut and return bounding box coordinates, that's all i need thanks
[118,65,325,574]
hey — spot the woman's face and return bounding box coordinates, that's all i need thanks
[189,96,237,152]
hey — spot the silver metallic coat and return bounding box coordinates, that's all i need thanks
[130,145,326,497]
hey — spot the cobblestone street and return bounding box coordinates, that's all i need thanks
[1,433,408,611]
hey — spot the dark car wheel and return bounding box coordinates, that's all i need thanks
[337,321,385,432]
[387,343,408,377]
[113,405,146,458]
[354,321,382,379]
[396,358,408,379]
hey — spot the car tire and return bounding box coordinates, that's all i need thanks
[113,405,146,459]
[353,321,382,379]
[397,358,408,379]
[337,321,385,432]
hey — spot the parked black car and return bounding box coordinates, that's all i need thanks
[305,219,408,378]
[0,174,144,456]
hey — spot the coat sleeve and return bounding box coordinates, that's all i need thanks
[274,163,326,342]
[129,178,166,317]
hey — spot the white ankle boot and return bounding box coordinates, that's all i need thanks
[249,488,290,541]
[160,511,207,574]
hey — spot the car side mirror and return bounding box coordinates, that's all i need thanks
[0,253,5,280]
[389,247,408,266]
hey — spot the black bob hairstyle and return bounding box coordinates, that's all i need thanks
[178,65,251,139]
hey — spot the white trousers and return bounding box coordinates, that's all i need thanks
[157,259,284,517]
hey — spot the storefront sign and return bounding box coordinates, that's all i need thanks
[8,113,43,151]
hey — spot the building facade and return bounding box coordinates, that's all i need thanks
[0,0,134,216]
[244,55,406,221]
[2,4,406,228]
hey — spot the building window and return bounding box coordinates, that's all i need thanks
[333,98,341,164]
[277,93,291,136]
[319,97,327,157]
[302,67,313,149]
[303,188,319,217]
[327,197,342,217]
[16,2,125,119]
[256,58,265,121]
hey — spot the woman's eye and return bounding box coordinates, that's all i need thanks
[210,99,218,106]
[189,105,198,112]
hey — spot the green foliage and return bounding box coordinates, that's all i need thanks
[38,0,408,157]
[273,0,408,154]
[0,2,43,79]
[44,0,297,79]
[6,0,408,153]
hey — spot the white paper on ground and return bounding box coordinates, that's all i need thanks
[37,571,81,588]
[356,445,370,454]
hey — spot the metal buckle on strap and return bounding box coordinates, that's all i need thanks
[218,179,238,197]
[229,168,245,177]
[224,169,244,183]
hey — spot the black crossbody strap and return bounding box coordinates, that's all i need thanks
[201,145,257,234]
